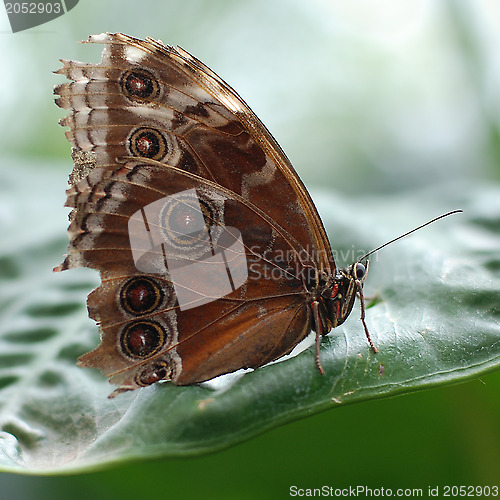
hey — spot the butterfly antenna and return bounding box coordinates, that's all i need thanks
[357,210,462,263]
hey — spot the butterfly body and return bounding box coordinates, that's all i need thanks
[55,33,367,395]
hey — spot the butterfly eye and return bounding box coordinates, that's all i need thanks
[136,361,171,387]
[120,277,164,316]
[121,69,159,100]
[120,320,166,359]
[354,262,366,280]
[129,127,167,160]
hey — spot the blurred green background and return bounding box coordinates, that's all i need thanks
[1,0,499,497]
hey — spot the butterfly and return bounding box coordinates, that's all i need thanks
[55,33,456,397]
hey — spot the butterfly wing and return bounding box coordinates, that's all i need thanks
[55,33,333,392]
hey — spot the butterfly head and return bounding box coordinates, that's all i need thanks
[321,258,367,331]
[312,210,462,376]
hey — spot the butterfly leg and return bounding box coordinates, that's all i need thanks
[358,291,378,302]
[311,299,325,375]
[355,281,378,353]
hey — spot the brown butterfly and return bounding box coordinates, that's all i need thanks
[54,33,457,397]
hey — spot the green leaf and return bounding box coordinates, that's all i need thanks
[1,160,499,474]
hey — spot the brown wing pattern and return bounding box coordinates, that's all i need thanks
[54,33,331,393]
